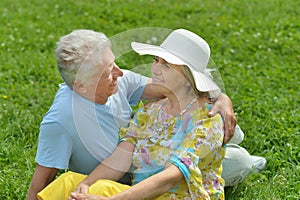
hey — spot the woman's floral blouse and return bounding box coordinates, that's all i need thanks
[120,101,226,200]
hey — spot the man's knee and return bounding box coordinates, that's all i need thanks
[37,171,86,200]
[222,144,253,186]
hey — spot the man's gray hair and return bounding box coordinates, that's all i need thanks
[55,30,111,88]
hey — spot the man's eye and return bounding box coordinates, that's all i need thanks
[103,72,110,78]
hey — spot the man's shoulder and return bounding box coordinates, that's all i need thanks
[41,84,73,124]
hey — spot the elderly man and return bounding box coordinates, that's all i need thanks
[26,29,265,200]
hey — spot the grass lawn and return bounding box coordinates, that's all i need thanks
[0,0,299,199]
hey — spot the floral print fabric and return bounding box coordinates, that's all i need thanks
[120,101,225,199]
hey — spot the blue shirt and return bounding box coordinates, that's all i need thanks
[36,70,149,174]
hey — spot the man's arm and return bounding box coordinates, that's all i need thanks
[26,164,59,200]
[208,93,237,144]
[142,80,237,143]
[141,80,165,100]
[142,80,237,144]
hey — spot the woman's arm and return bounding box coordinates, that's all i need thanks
[74,142,134,194]
[114,164,183,200]
[69,164,183,200]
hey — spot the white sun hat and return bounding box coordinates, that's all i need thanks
[131,29,220,93]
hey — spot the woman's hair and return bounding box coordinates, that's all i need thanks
[181,66,209,98]
[55,30,111,88]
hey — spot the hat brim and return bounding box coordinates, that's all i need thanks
[192,70,220,92]
[131,42,188,66]
[131,42,220,93]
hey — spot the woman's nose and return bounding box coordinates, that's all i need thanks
[151,62,162,75]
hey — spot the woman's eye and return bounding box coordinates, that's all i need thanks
[164,64,171,69]
[154,57,159,63]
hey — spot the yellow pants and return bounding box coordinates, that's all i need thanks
[37,171,131,200]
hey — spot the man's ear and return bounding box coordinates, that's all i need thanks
[73,80,87,94]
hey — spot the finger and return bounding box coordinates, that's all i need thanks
[82,188,89,195]
[74,188,79,193]
[79,187,85,194]
[223,129,232,144]
[70,192,88,200]
[75,185,88,195]
[208,108,217,117]
[223,118,236,144]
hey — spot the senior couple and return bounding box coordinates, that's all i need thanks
[26,28,266,200]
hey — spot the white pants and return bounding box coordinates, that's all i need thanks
[222,125,253,186]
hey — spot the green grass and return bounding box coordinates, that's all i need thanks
[0,0,299,199]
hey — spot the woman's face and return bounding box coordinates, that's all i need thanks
[151,56,188,94]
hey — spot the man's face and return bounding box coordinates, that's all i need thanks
[76,48,123,104]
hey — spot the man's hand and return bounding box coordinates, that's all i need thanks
[73,182,90,196]
[208,93,237,144]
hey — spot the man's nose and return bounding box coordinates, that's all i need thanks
[113,64,123,77]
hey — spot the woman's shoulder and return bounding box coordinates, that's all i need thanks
[191,102,222,122]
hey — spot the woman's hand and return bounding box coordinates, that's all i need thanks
[69,192,109,200]
[209,93,237,144]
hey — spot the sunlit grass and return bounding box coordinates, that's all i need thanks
[0,0,299,199]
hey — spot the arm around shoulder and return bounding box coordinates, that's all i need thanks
[141,80,165,100]
[209,93,237,144]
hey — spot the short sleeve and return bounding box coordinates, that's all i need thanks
[119,102,150,145]
[120,70,149,105]
[35,122,73,169]
[119,124,138,145]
